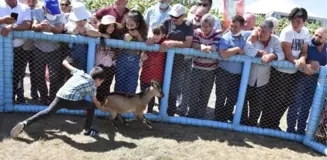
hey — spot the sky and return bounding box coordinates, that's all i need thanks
[212,0,327,18]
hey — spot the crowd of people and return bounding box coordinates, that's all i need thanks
[1,0,327,142]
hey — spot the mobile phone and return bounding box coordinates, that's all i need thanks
[10,12,18,20]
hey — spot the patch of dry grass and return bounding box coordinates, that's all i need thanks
[0,113,325,160]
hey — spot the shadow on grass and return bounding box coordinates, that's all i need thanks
[1,113,136,152]
[0,112,324,157]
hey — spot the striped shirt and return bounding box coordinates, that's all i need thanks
[56,67,97,101]
[192,28,221,71]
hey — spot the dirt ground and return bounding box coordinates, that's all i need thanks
[0,113,326,160]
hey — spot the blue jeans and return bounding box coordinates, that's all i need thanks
[71,44,87,71]
[287,74,318,134]
[115,53,140,94]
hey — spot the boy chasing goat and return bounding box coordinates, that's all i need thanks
[10,58,108,138]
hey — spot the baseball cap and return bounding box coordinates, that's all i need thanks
[44,0,61,15]
[169,4,186,17]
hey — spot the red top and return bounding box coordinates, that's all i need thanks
[140,38,168,84]
[95,6,129,23]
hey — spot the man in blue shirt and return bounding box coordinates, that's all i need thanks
[214,15,251,122]
[287,27,327,134]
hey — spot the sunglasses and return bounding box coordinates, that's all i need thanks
[196,3,209,7]
[170,14,184,20]
[60,3,69,7]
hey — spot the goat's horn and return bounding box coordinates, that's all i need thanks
[150,79,161,88]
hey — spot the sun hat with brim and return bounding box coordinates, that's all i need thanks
[100,15,122,27]
[69,2,91,21]
[45,0,61,15]
[168,4,186,17]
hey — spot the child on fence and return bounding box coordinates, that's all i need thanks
[94,15,122,103]
[114,9,148,94]
[10,58,108,138]
[140,24,168,113]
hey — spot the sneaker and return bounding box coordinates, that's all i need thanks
[10,122,25,138]
[83,128,99,137]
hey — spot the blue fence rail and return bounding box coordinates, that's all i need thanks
[0,31,326,155]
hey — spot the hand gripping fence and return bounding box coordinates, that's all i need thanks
[0,31,327,155]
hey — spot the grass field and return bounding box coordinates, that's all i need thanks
[0,113,326,160]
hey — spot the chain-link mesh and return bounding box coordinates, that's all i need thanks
[239,65,319,134]
[165,54,242,122]
[314,100,327,145]
[14,41,84,105]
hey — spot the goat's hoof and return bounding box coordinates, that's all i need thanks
[124,122,129,126]
[147,125,153,129]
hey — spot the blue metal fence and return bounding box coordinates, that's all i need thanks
[0,31,326,155]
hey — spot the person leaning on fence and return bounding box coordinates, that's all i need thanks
[64,2,98,71]
[64,2,100,72]
[259,7,311,130]
[10,58,108,138]
[0,0,32,104]
[240,20,285,127]
[94,15,122,104]
[146,4,194,116]
[176,6,209,116]
[214,15,251,122]
[114,9,147,94]
[144,0,171,37]
[287,27,327,134]
[140,24,168,113]
[21,0,40,101]
[31,0,66,105]
[186,14,221,119]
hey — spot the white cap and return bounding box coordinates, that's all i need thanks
[169,4,186,17]
[69,2,91,21]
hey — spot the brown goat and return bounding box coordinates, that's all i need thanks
[103,80,164,130]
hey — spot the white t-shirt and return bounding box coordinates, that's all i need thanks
[0,1,31,47]
[276,25,310,74]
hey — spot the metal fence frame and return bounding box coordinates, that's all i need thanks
[0,31,326,155]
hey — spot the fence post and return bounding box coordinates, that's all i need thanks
[233,58,252,128]
[0,35,4,112]
[159,49,175,118]
[304,66,327,142]
[3,33,14,112]
[84,39,96,104]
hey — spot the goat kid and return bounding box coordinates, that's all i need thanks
[104,80,164,130]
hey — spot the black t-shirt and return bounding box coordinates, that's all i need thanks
[163,19,194,41]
